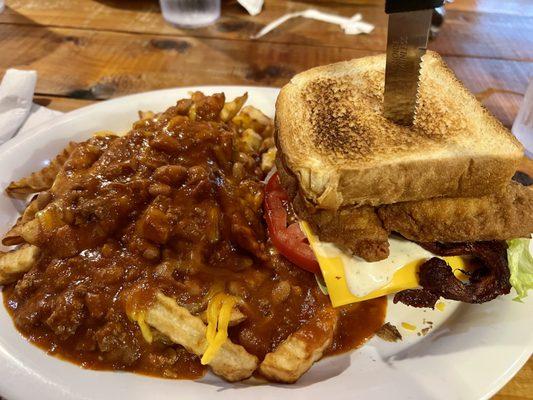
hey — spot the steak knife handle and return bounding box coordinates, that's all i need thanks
[385,0,444,14]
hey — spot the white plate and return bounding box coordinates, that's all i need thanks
[0,86,531,400]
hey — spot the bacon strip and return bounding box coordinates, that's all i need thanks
[394,241,511,308]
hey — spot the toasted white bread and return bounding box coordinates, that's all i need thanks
[276,51,523,209]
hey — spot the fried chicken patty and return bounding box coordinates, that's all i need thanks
[276,155,390,262]
[379,182,533,243]
[277,149,532,262]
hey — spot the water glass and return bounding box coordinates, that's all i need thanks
[512,78,533,158]
[159,0,221,28]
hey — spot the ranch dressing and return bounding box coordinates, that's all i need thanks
[312,237,433,297]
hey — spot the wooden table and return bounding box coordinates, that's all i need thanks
[0,0,531,398]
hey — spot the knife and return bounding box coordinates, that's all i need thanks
[383,0,444,126]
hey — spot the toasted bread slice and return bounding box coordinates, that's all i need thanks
[276,51,523,209]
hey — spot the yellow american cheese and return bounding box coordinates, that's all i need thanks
[300,221,466,307]
[128,310,154,344]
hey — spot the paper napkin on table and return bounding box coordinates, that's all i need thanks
[0,69,63,145]
[253,9,375,39]
[237,0,263,16]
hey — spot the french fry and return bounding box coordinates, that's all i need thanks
[21,192,53,223]
[232,105,273,136]
[6,143,77,199]
[3,191,54,246]
[220,93,248,122]
[0,245,40,285]
[259,307,338,383]
[19,218,41,245]
[3,191,55,246]
[145,292,258,382]
[138,110,156,120]
[2,223,24,246]
[261,147,277,172]
[92,130,118,138]
[49,136,119,196]
[238,129,262,154]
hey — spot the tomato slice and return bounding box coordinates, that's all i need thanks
[264,172,320,273]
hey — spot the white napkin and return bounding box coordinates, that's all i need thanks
[19,104,64,138]
[237,0,263,16]
[0,69,63,144]
[253,9,374,39]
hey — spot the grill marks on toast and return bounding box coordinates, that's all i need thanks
[303,78,375,159]
[276,51,524,208]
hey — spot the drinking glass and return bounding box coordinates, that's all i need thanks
[512,78,533,158]
[159,0,221,28]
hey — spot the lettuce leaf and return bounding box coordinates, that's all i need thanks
[507,238,533,302]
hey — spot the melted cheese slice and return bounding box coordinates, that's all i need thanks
[300,222,467,307]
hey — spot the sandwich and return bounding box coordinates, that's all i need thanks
[265,51,533,308]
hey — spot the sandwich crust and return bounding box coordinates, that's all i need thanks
[277,154,389,261]
[276,51,523,209]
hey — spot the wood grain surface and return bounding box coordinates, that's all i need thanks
[0,25,530,127]
[1,1,532,60]
[0,0,531,398]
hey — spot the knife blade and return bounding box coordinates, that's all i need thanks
[383,0,444,126]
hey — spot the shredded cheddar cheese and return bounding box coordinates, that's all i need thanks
[207,282,225,301]
[401,322,417,331]
[36,207,63,230]
[201,292,236,365]
[128,310,153,344]
[300,221,468,307]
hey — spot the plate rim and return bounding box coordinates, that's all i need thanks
[0,85,280,156]
[0,85,531,400]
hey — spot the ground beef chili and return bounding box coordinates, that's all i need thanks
[2,93,386,380]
